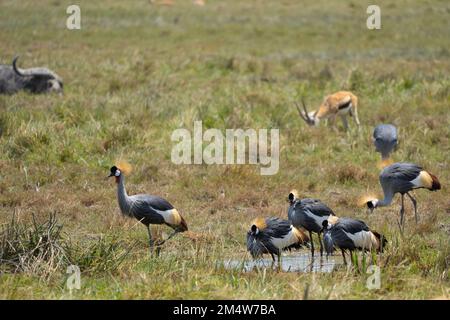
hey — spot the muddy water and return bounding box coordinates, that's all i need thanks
[223,253,343,273]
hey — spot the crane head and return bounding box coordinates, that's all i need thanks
[250,224,260,236]
[288,189,299,204]
[366,199,379,213]
[107,166,121,183]
[321,219,329,232]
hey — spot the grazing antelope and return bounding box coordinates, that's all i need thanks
[322,219,387,265]
[366,162,441,229]
[287,190,338,258]
[295,91,360,130]
[247,217,309,262]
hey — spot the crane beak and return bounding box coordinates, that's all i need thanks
[106,173,114,179]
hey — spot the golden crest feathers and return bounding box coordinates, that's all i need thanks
[289,189,300,199]
[357,194,378,207]
[116,160,133,175]
[251,217,267,230]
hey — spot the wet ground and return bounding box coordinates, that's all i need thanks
[223,253,344,273]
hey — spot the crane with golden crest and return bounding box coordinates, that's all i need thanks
[247,217,309,263]
[107,162,188,251]
[366,162,441,229]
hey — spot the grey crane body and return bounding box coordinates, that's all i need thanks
[290,198,335,234]
[247,217,308,261]
[322,218,386,264]
[367,162,441,229]
[0,56,63,94]
[373,124,398,160]
[287,192,335,257]
[109,166,188,250]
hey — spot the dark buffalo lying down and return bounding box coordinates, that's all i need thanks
[0,56,63,94]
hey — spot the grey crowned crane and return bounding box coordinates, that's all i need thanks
[287,189,300,221]
[247,217,309,262]
[373,124,398,163]
[322,218,387,265]
[108,165,188,249]
[287,190,338,257]
[366,162,441,229]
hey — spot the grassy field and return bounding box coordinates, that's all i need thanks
[0,0,449,299]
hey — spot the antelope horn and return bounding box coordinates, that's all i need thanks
[301,98,312,122]
[294,101,308,122]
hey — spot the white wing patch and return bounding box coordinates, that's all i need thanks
[304,209,330,229]
[153,208,181,225]
[343,230,378,250]
[410,171,432,189]
[270,226,298,250]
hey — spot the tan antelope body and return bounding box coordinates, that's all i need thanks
[296,91,360,130]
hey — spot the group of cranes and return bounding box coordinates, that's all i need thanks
[105,92,441,267]
[248,189,387,264]
[245,118,441,264]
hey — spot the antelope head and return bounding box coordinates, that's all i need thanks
[295,98,318,126]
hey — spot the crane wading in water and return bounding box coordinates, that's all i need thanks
[322,218,387,265]
[288,190,338,258]
[247,217,309,263]
[108,164,188,250]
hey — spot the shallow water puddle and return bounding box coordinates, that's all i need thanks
[223,253,341,273]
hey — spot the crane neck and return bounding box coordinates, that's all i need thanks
[377,193,393,207]
[117,174,131,215]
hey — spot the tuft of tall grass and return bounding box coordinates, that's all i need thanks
[0,212,134,279]
[0,212,69,279]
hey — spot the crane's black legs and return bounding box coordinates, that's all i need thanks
[318,232,324,257]
[277,250,282,269]
[341,249,347,265]
[147,225,154,248]
[156,229,179,246]
[309,231,314,258]
[406,192,418,223]
[270,253,275,262]
[399,194,405,231]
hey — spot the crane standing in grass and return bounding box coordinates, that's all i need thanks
[287,190,338,258]
[247,217,309,263]
[108,164,188,250]
[366,162,441,229]
[322,218,387,265]
[373,124,398,165]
